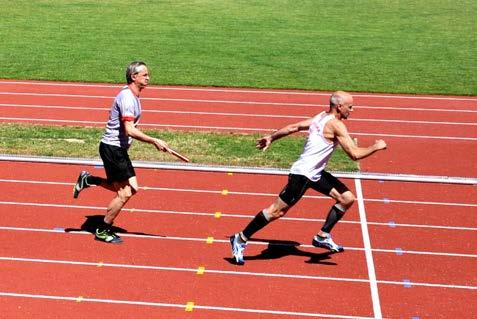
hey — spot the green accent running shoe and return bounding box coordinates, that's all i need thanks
[95,228,123,244]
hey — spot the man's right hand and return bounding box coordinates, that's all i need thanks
[374,139,387,150]
[256,136,272,151]
[153,138,169,152]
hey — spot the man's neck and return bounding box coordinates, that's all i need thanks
[128,83,142,97]
[328,108,341,120]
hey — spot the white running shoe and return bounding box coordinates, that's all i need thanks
[312,235,344,252]
[230,233,247,265]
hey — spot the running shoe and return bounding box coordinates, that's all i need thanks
[229,233,247,265]
[73,171,90,199]
[312,235,344,252]
[95,228,123,244]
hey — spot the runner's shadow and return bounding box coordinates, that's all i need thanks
[224,238,338,265]
[64,215,164,237]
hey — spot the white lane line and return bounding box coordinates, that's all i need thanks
[2,103,476,126]
[0,291,375,319]
[365,198,477,207]
[350,132,477,141]
[0,91,323,107]
[355,105,477,113]
[0,199,476,232]
[0,117,105,125]
[1,178,476,207]
[355,179,382,318]
[0,155,475,184]
[3,102,477,115]
[367,248,477,259]
[1,116,475,140]
[2,92,477,109]
[0,225,476,259]
[0,256,369,284]
[2,256,476,291]
[348,118,477,126]
[1,80,476,102]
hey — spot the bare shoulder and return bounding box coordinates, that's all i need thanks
[325,117,347,134]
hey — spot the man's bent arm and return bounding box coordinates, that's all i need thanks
[334,121,386,160]
[124,120,168,151]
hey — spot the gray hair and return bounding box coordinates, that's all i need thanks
[126,61,147,84]
[329,91,349,108]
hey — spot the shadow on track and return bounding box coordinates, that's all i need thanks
[64,215,164,238]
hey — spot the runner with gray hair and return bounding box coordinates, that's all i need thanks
[72,61,170,244]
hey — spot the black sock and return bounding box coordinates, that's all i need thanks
[320,205,345,233]
[86,175,103,186]
[96,219,112,232]
[242,211,270,240]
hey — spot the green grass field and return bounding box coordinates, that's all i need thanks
[0,124,357,171]
[1,0,476,95]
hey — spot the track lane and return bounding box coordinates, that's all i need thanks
[0,237,376,318]
[1,80,476,107]
[379,285,477,318]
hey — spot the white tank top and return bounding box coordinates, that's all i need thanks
[290,112,337,181]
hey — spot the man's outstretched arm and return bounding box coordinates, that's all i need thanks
[256,118,313,151]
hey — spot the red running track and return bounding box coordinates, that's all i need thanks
[0,80,476,177]
[0,161,476,318]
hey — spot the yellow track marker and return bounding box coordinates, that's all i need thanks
[76,296,83,303]
[227,172,233,176]
[214,211,222,218]
[206,237,214,244]
[97,261,104,267]
[221,189,229,195]
[185,301,194,312]
[197,266,205,275]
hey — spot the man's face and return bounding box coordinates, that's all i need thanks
[133,66,150,89]
[338,98,354,119]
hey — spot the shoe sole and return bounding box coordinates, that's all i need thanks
[312,240,344,252]
[95,236,123,244]
[73,187,79,199]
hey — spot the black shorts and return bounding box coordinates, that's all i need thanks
[99,142,136,183]
[278,171,350,207]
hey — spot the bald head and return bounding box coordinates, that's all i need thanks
[330,91,353,108]
[329,91,354,119]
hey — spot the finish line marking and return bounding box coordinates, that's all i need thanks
[355,179,382,319]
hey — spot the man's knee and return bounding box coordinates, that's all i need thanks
[265,203,289,220]
[338,191,355,209]
[117,185,136,202]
